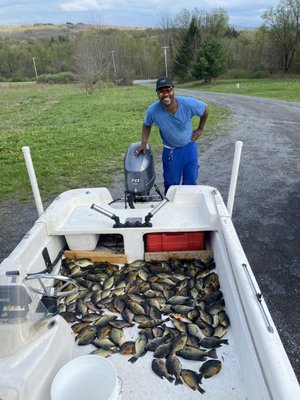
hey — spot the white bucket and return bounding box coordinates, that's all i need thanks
[51,355,122,400]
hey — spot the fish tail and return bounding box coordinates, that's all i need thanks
[175,377,183,385]
[167,376,175,383]
[128,355,137,364]
[198,385,205,394]
[207,349,218,359]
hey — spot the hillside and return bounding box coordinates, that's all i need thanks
[0,23,146,39]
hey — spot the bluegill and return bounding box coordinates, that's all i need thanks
[171,333,188,353]
[167,295,190,305]
[93,337,116,350]
[166,354,183,385]
[152,359,174,383]
[181,369,205,394]
[187,323,206,341]
[128,332,148,363]
[153,342,173,358]
[94,314,118,327]
[119,341,135,355]
[77,325,96,345]
[109,327,125,347]
[176,346,217,361]
[138,318,165,329]
[90,348,118,358]
[200,336,229,349]
[199,359,222,379]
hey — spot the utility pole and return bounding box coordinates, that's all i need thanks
[32,58,38,80]
[110,51,117,80]
[162,46,169,77]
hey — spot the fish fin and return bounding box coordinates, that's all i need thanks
[175,378,183,385]
[128,349,147,363]
[140,349,147,358]
[206,349,218,359]
[198,373,203,384]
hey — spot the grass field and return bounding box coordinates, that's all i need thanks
[179,78,300,102]
[0,83,225,202]
[1,78,299,203]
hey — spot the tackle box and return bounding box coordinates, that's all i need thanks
[145,231,205,252]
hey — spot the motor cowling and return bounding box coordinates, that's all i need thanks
[124,143,156,195]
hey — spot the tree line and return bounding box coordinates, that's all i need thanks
[0,0,299,90]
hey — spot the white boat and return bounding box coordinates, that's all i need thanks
[0,144,299,400]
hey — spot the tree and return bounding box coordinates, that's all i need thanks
[262,0,300,72]
[73,29,107,94]
[173,16,200,81]
[48,36,75,73]
[192,39,226,83]
[205,8,229,40]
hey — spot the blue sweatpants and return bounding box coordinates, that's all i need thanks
[162,141,199,194]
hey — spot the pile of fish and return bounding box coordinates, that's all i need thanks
[57,256,230,394]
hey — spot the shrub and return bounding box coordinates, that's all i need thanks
[221,69,249,79]
[37,72,78,84]
[11,73,24,82]
[248,70,271,79]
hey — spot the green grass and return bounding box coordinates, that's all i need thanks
[0,83,225,202]
[3,77,298,203]
[179,78,300,102]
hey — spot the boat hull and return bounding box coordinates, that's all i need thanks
[0,185,299,399]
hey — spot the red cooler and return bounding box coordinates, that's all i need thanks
[145,232,205,252]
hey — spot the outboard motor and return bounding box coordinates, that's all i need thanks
[124,143,163,208]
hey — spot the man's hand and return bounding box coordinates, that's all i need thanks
[134,143,146,155]
[191,128,204,141]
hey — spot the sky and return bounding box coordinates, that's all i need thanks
[0,0,280,29]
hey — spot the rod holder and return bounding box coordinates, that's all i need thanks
[22,146,44,217]
[227,141,243,217]
[92,197,169,228]
[91,203,121,226]
[144,197,169,223]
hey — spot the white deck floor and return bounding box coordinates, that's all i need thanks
[75,325,247,400]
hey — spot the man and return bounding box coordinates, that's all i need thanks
[135,77,208,194]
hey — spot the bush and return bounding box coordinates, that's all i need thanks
[222,68,272,79]
[37,72,78,84]
[11,73,24,82]
[221,69,249,79]
[248,70,271,79]
[115,78,133,86]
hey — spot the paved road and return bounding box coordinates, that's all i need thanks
[177,88,300,381]
[132,83,300,380]
[0,87,299,382]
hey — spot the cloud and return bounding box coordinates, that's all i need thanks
[0,0,279,28]
[59,0,113,12]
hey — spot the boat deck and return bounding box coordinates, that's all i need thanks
[1,185,299,400]
[41,186,220,236]
[38,186,220,261]
[74,322,247,400]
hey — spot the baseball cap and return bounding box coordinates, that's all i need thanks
[156,77,174,90]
